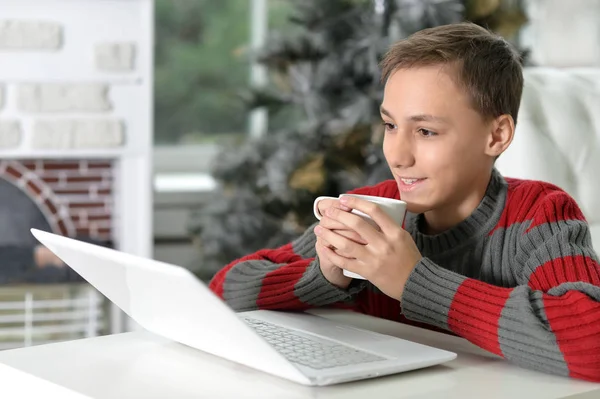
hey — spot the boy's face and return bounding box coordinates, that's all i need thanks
[381,65,497,216]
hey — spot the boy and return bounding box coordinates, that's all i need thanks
[209,22,600,382]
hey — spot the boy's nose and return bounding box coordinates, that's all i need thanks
[386,134,416,168]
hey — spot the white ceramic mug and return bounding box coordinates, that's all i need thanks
[313,194,407,280]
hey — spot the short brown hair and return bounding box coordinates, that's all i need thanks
[380,22,523,123]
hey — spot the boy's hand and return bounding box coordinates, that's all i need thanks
[315,237,352,289]
[34,245,65,268]
[314,198,367,289]
[316,198,349,228]
[315,198,367,244]
[314,196,422,301]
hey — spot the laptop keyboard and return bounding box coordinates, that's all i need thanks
[243,318,386,370]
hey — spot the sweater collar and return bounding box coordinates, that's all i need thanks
[403,168,507,254]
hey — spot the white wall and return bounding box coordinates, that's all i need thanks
[0,0,154,333]
[0,0,153,257]
[523,0,600,67]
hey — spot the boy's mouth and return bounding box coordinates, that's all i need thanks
[397,177,426,191]
[400,178,420,184]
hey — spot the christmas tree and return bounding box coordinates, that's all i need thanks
[189,0,528,281]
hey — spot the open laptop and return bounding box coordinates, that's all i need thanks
[31,228,456,386]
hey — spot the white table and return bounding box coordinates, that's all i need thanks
[0,309,599,399]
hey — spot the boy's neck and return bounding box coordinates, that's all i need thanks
[421,170,494,235]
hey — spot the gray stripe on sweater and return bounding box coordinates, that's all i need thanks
[401,258,466,330]
[223,220,361,311]
[516,220,599,283]
[222,259,283,311]
[291,222,318,259]
[294,259,358,306]
[478,220,597,289]
[497,285,569,376]
[291,221,356,305]
[481,226,519,287]
[547,281,600,300]
[292,222,367,306]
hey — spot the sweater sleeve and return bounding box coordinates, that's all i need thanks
[208,181,399,312]
[208,223,364,312]
[400,192,600,382]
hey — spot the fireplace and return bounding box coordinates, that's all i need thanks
[0,0,153,346]
[0,159,114,285]
[0,160,114,240]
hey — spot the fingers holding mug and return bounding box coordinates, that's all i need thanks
[313,196,351,220]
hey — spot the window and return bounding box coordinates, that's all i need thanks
[154,0,251,146]
[153,0,295,196]
[154,0,294,147]
[152,1,296,260]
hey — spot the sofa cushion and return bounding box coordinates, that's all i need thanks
[495,68,600,251]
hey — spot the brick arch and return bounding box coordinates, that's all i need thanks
[0,160,75,237]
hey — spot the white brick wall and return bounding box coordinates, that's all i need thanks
[0,120,21,148]
[95,43,136,72]
[0,2,149,151]
[0,0,153,335]
[0,20,62,50]
[0,0,153,242]
[18,83,112,112]
[33,119,124,149]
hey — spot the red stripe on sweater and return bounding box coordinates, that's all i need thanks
[349,179,400,199]
[208,258,240,299]
[256,263,312,310]
[488,179,540,235]
[208,270,228,299]
[448,279,512,356]
[270,243,296,262]
[256,243,309,309]
[355,289,402,320]
[489,180,585,236]
[526,191,586,233]
[528,255,600,292]
[543,288,600,382]
[529,255,600,381]
[208,244,297,299]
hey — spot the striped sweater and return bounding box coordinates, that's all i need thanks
[209,169,600,382]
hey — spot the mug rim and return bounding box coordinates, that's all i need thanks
[340,194,405,205]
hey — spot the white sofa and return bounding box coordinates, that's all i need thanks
[496,68,600,251]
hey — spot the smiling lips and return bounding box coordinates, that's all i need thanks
[401,178,419,184]
[398,177,426,192]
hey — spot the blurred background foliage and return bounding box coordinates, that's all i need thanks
[153,0,529,280]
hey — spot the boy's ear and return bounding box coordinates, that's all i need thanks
[485,114,514,157]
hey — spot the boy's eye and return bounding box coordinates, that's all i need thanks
[382,122,397,131]
[418,128,437,137]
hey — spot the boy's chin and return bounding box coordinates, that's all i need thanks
[404,201,433,215]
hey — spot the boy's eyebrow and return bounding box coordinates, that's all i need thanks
[379,106,394,119]
[380,106,448,124]
[408,114,449,124]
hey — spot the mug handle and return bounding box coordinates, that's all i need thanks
[313,196,338,220]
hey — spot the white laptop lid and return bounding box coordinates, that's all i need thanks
[30,228,308,384]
